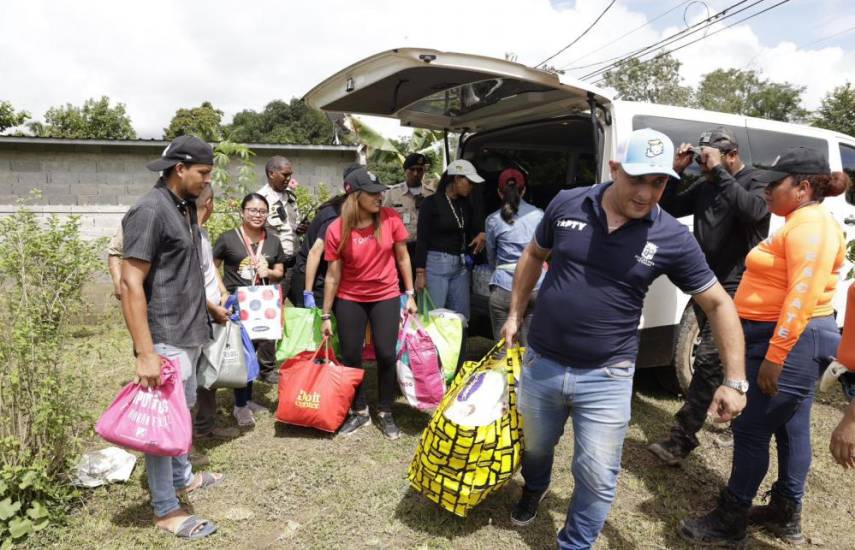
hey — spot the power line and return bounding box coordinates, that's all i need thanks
[535,0,617,68]
[569,0,757,74]
[591,0,793,86]
[559,0,692,70]
[580,0,766,81]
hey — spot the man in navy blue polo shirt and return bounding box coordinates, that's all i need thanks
[501,128,748,549]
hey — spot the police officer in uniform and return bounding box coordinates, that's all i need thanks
[383,153,435,259]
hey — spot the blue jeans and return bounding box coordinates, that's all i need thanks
[146,343,201,518]
[518,348,634,549]
[425,250,470,320]
[728,316,840,505]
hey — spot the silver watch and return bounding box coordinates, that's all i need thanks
[723,378,749,394]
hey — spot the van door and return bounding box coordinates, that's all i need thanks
[304,48,611,133]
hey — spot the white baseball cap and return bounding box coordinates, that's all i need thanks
[618,128,679,179]
[446,159,485,183]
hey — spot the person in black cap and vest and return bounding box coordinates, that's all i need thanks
[649,127,769,466]
[320,166,418,439]
[120,135,224,539]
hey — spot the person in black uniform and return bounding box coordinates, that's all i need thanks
[649,127,769,465]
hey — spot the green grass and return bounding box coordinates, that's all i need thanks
[26,308,855,549]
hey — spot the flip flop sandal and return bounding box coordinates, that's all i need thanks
[178,472,224,496]
[170,515,217,540]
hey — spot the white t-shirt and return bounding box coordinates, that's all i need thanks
[198,228,221,305]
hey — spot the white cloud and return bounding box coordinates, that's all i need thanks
[1,0,853,140]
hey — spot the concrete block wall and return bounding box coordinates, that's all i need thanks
[0,138,358,243]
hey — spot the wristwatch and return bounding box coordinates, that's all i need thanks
[723,378,749,394]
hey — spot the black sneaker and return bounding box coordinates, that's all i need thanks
[338,411,371,437]
[510,488,548,526]
[647,438,689,467]
[377,412,401,440]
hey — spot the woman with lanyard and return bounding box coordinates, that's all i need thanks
[414,159,486,321]
[213,193,287,427]
[680,148,850,547]
[321,166,417,439]
[485,168,544,346]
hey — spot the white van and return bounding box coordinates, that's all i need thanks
[305,48,855,392]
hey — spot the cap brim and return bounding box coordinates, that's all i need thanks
[450,171,484,183]
[622,163,679,180]
[146,158,180,172]
[751,169,789,184]
[362,182,389,193]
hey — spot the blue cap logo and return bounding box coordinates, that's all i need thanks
[620,128,679,179]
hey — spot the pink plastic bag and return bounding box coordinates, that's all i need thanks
[396,312,445,411]
[95,357,192,457]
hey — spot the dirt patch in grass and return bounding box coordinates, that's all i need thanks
[27,309,855,549]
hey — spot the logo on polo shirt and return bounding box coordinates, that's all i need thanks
[635,241,658,267]
[555,219,587,231]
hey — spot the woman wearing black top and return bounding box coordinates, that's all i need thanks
[414,159,486,320]
[213,193,286,427]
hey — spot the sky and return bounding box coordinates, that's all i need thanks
[1,0,853,140]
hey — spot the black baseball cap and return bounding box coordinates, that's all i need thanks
[344,166,388,194]
[699,127,738,152]
[146,135,214,172]
[752,147,830,184]
[403,153,429,170]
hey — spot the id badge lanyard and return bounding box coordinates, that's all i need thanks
[237,227,267,285]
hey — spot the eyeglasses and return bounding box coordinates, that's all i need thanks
[244,208,268,216]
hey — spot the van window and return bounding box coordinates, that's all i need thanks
[747,129,827,169]
[632,115,748,188]
[841,144,855,205]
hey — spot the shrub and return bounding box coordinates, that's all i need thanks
[207,140,257,244]
[294,182,333,222]
[0,205,102,545]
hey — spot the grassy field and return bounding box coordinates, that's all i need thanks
[27,307,855,549]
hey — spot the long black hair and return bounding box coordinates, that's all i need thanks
[500,182,522,224]
[240,192,269,210]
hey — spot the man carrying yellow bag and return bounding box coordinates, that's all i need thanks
[501,129,748,549]
[408,341,523,517]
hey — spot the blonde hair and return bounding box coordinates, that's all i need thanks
[337,192,382,254]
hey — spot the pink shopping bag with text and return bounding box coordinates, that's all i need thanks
[95,357,192,457]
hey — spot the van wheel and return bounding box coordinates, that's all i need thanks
[672,306,700,396]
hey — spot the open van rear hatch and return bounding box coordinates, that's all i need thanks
[304,48,611,132]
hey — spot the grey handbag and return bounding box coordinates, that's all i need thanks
[198,320,248,389]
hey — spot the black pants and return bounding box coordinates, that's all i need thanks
[334,296,400,413]
[671,301,725,451]
[255,340,277,378]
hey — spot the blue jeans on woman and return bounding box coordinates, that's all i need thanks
[425,250,470,320]
[518,347,635,549]
[728,316,840,505]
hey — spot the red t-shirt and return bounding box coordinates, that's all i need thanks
[324,208,408,302]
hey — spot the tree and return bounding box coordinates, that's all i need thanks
[813,82,855,137]
[601,53,693,107]
[163,101,224,141]
[0,101,29,133]
[695,69,807,122]
[226,98,336,145]
[28,96,136,139]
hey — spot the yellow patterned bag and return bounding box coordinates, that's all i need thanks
[407,341,524,517]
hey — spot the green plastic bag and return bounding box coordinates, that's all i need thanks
[418,291,464,383]
[275,307,339,364]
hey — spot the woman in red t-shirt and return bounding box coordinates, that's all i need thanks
[322,166,417,439]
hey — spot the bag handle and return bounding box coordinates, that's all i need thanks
[417,289,437,322]
[310,335,333,365]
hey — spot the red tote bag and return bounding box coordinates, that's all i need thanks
[275,337,365,432]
